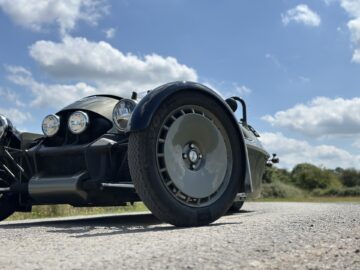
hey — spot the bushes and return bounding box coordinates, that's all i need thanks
[261,181,304,198]
[261,164,360,198]
[315,186,360,197]
[290,163,342,191]
[338,169,360,187]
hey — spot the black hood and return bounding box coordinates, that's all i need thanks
[59,95,122,121]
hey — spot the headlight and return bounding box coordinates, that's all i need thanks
[68,111,89,134]
[42,114,60,137]
[112,99,137,131]
[0,115,9,140]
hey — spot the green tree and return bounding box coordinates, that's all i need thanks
[290,163,341,191]
[339,169,360,187]
[262,166,291,184]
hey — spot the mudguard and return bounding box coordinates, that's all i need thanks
[129,81,253,193]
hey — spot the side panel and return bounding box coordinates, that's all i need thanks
[129,81,253,193]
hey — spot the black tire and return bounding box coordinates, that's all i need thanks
[0,179,16,221]
[228,201,244,212]
[128,91,245,227]
[0,194,16,222]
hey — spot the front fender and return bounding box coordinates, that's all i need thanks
[129,81,253,193]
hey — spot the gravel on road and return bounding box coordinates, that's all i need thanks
[0,202,359,270]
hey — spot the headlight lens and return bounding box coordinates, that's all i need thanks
[112,99,137,131]
[42,114,60,137]
[0,115,9,140]
[68,111,89,134]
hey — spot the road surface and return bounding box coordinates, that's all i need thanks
[0,202,359,270]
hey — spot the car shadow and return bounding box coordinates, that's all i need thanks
[0,210,253,238]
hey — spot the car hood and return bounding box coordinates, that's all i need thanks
[59,95,122,121]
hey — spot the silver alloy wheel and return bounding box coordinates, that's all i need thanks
[156,105,233,207]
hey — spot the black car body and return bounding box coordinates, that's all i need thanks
[0,82,272,226]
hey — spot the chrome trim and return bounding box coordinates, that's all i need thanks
[101,182,135,189]
[0,115,9,139]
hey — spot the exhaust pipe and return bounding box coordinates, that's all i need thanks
[28,172,88,204]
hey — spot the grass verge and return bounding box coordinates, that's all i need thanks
[252,196,360,203]
[8,203,148,221]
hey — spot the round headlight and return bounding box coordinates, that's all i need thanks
[68,111,89,134]
[0,115,9,140]
[42,114,60,137]
[113,99,137,131]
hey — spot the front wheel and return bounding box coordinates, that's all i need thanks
[128,91,245,227]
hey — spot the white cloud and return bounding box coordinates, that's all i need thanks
[6,65,96,109]
[0,107,32,126]
[28,36,198,96]
[234,85,252,96]
[0,0,108,35]
[352,138,360,148]
[282,4,321,27]
[0,87,25,107]
[104,27,115,39]
[203,81,252,98]
[326,0,360,63]
[260,132,360,169]
[262,97,360,137]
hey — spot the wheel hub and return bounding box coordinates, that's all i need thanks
[182,143,203,170]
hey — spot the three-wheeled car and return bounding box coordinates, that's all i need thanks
[0,82,272,226]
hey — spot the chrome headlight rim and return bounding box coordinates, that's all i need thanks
[68,111,90,135]
[112,99,137,132]
[0,115,9,140]
[42,114,61,137]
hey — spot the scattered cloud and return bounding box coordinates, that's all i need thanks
[0,107,32,126]
[298,76,310,83]
[203,81,252,98]
[0,0,109,35]
[234,85,252,96]
[260,132,360,169]
[6,36,199,109]
[262,97,360,138]
[324,0,360,63]
[347,17,360,63]
[29,36,198,95]
[6,65,96,109]
[282,4,321,27]
[104,27,115,39]
[0,87,25,107]
[352,138,360,148]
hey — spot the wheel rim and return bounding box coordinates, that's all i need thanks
[156,105,233,207]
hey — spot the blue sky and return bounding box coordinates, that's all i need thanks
[1,0,360,169]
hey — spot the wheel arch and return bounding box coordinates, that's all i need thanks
[129,81,253,193]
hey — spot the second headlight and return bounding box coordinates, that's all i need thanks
[112,99,137,132]
[68,111,89,134]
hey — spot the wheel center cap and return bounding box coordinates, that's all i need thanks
[188,150,198,163]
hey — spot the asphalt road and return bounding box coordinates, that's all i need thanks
[0,202,359,270]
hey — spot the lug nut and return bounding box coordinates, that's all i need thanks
[190,144,195,149]
[183,153,188,159]
[199,154,203,159]
[191,165,196,170]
